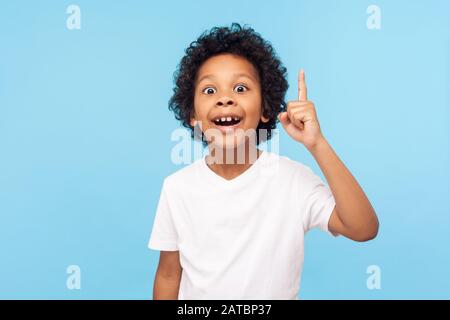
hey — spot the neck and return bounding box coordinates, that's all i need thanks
[205,142,262,180]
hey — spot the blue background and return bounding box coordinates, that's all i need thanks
[1,0,449,299]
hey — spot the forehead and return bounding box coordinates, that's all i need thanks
[195,53,259,84]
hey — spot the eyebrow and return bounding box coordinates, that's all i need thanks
[196,73,257,85]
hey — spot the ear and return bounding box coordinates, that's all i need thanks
[260,114,270,123]
[190,112,197,127]
[260,101,270,123]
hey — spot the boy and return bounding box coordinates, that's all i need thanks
[148,23,379,300]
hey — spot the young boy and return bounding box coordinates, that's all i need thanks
[148,23,379,300]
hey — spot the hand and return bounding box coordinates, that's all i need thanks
[278,69,325,151]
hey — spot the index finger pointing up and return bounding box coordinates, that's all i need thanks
[298,69,307,101]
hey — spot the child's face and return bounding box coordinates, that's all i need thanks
[191,53,269,149]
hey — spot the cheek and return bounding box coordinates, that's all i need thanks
[193,96,209,119]
[242,96,263,125]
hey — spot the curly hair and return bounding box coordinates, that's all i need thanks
[168,22,289,146]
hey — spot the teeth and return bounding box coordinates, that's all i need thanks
[214,116,241,123]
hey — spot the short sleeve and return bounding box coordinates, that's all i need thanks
[148,180,179,251]
[300,166,339,237]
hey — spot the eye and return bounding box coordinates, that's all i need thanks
[234,84,248,93]
[202,87,216,95]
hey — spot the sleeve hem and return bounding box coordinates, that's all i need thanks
[148,240,179,251]
[324,201,340,238]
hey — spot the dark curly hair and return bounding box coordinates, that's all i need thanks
[168,22,289,146]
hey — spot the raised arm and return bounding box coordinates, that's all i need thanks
[309,137,379,241]
[278,69,379,241]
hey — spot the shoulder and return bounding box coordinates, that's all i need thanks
[264,152,325,196]
[264,151,315,178]
[162,158,203,190]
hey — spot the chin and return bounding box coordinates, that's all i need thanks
[208,132,259,162]
[208,134,245,150]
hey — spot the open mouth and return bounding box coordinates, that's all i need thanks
[212,116,241,127]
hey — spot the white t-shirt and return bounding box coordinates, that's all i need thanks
[148,149,337,300]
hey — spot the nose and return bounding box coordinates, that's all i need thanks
[216,96,236,107]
